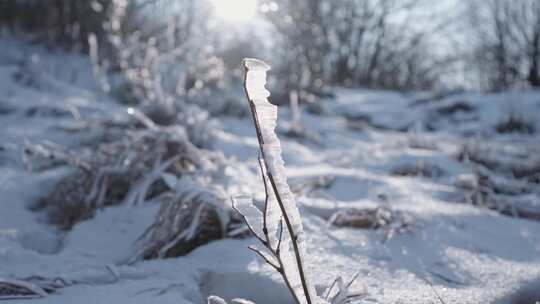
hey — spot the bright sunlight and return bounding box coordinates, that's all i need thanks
[211,0,258,23]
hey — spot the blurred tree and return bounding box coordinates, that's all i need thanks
[0,0,458,94]
[0,0,112,50]
[469,0,540,90]
[263,0,453,92]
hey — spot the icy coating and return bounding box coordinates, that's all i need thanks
[243,58,321,304]
[243,58,304,237]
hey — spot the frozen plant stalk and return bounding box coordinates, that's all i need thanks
[219,59,364,304]
[234,58,320,304]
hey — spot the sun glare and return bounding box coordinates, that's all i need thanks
[211,0,258,23]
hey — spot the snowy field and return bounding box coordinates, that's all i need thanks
[1,39,540,304]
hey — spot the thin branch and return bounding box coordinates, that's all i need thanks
[324,277,339,300]
[345,271,361,289]
[421,276,447,304]
[266,171,313,303]
[276,218,284,255]
[258,152,270,240]
[247,246,280,272]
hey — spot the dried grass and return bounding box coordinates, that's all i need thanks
[130,178,238,261]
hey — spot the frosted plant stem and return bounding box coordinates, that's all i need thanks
[257,152,302,304]
[242,66,313,304]
[256,152,271,245]
[233,154,301,303]
[273,220,302,304]
[266,170,312,304]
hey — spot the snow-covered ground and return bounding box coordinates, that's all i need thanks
[1,39,540,304]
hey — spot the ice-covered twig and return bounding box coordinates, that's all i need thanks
[240,58,317,304]
[231,195,267,245]
[322,272,365,304]
[247,245,280,271]
[234,58,364,304]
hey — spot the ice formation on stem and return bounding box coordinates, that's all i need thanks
[230,58,364,304]
[234,58,320,304]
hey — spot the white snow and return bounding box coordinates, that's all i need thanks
[0,39,539,304]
